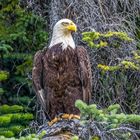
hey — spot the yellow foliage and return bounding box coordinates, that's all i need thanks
[97,64,119,71]
[121,61,139,70]
[92,136,100,140]
[99,41,108,47]
[98,64,110,71]
[0,71,9,81]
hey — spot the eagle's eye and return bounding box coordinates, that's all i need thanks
[61,22,69,26]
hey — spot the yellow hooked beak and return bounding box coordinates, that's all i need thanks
[66,23,77,32]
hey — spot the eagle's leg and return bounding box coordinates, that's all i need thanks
[48,113,80,126]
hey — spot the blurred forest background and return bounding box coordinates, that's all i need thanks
[0,0,140,139]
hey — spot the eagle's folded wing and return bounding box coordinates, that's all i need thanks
[76,46,92,104]
[32,50,46,111]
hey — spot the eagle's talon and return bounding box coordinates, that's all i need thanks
[61,113,70,119]
[61,113,80,120]
[73,115,80,119]
[69,114,74,120]
[48,117,61,126]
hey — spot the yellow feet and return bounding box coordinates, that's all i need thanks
[48,117,61,126]
[48,114,80,126]
[61,113,80,120]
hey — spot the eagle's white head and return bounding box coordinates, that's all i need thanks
[49,19,77,50]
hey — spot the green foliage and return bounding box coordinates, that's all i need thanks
[9,96,32,105]
[0,106,33,137]
[0,71,9,81]
[16,59,33,76]
[0,131,46,140]
[0,113,33,126]
[5,125,25,135]
[75,100,140,139]
[71,135,79,140]
[3,53,32,60]
[0,105,24,115]
[0,134,39,140]
[91,136,100,140]
[0,131,14,138]
[0,0,48,51]
[0,0,48,97]
[0,0,48,138]
[0,116,11,126]
[0,125,25,137]
[0,44,13,54]
[0,88,5,95]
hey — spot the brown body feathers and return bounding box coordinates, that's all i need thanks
[32,43,92,119]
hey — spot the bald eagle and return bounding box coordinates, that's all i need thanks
[32,19,92,119]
